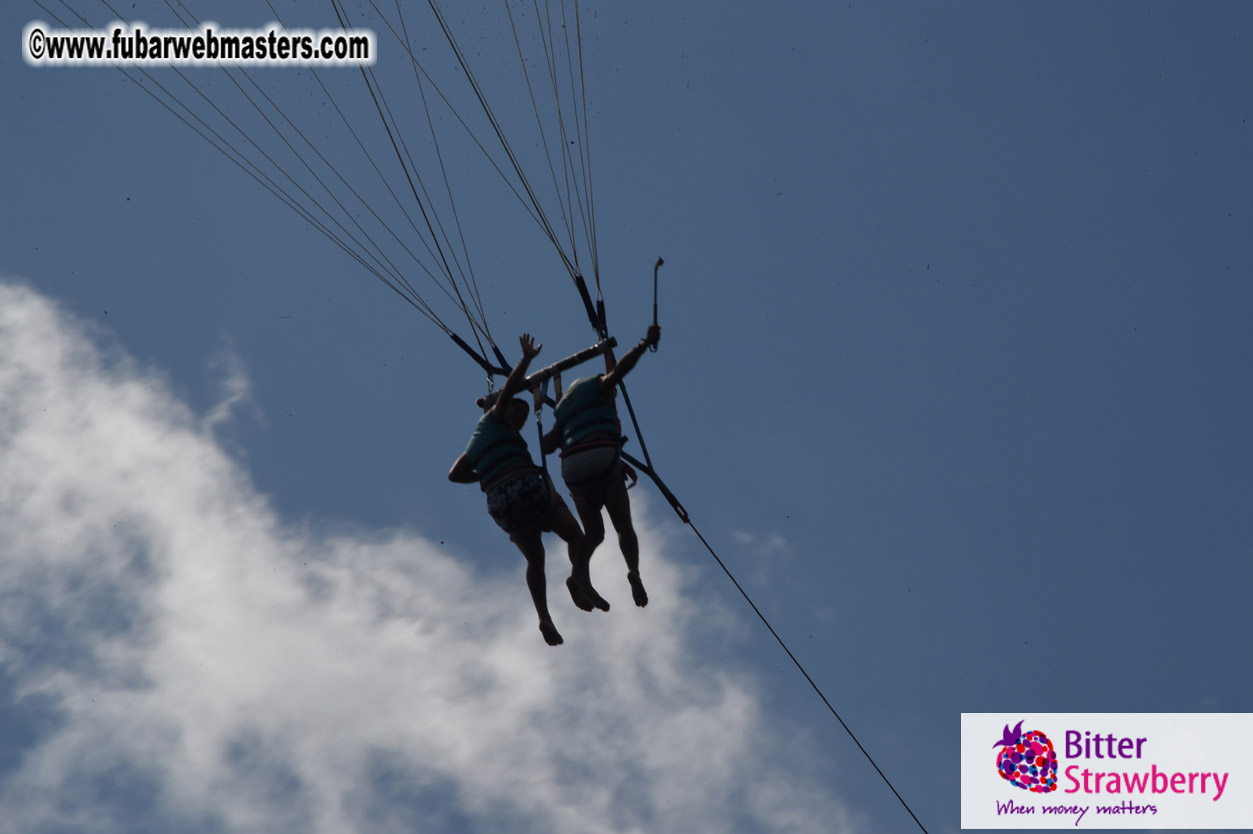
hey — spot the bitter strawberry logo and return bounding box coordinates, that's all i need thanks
[993,720,1058,793]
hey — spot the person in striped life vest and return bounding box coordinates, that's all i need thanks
[542,324,661,608]
[449,334,609,646]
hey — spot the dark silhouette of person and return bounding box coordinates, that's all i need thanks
[542,325,660,608]
[450,334,609,646]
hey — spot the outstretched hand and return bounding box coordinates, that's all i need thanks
[519,333,542,360]
[644,324,661,349]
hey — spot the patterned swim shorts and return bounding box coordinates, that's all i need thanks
[485,471,555,536]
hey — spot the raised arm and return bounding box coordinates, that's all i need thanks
[600,325,660,393]
[492,333,542,422]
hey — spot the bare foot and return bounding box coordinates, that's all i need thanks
[587,585,610,612]
[628,571,648,607]
[539,620,564,646]
[566,576,594,611]
[567,575,610,612]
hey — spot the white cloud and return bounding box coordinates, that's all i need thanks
[0,280,853,834]
[730,529,798,595]
[201,337,257,435]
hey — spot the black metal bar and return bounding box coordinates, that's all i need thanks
[524,337,616,388]
[650,257,663,352]
[652,257,663,324]
[476,338,616,409]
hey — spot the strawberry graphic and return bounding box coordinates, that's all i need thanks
[993,720,1058,793]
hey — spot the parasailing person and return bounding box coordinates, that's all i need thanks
[448,334,609,646]
[542,324,660,607]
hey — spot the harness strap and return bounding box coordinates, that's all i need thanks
[620,449,688,523]
[533,380,549,474]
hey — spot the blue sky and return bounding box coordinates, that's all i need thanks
[3,2,1251,832]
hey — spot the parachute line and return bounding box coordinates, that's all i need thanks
[572,1,601,292]
[683,517,931,834]
[425,0,597,292]
[42,4,934,829]
[613,379,933,834]
[331,0,495,360]
[391,0,493,342]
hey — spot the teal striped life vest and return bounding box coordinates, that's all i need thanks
[553,376,620,451]
[464,409,538,489]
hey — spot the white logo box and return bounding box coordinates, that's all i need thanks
[961,714,1253,829]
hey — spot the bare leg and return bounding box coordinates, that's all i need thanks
[549,501,609,612]
[603,476,647,607]
[513,533,563,645]
[572,496,606,565]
